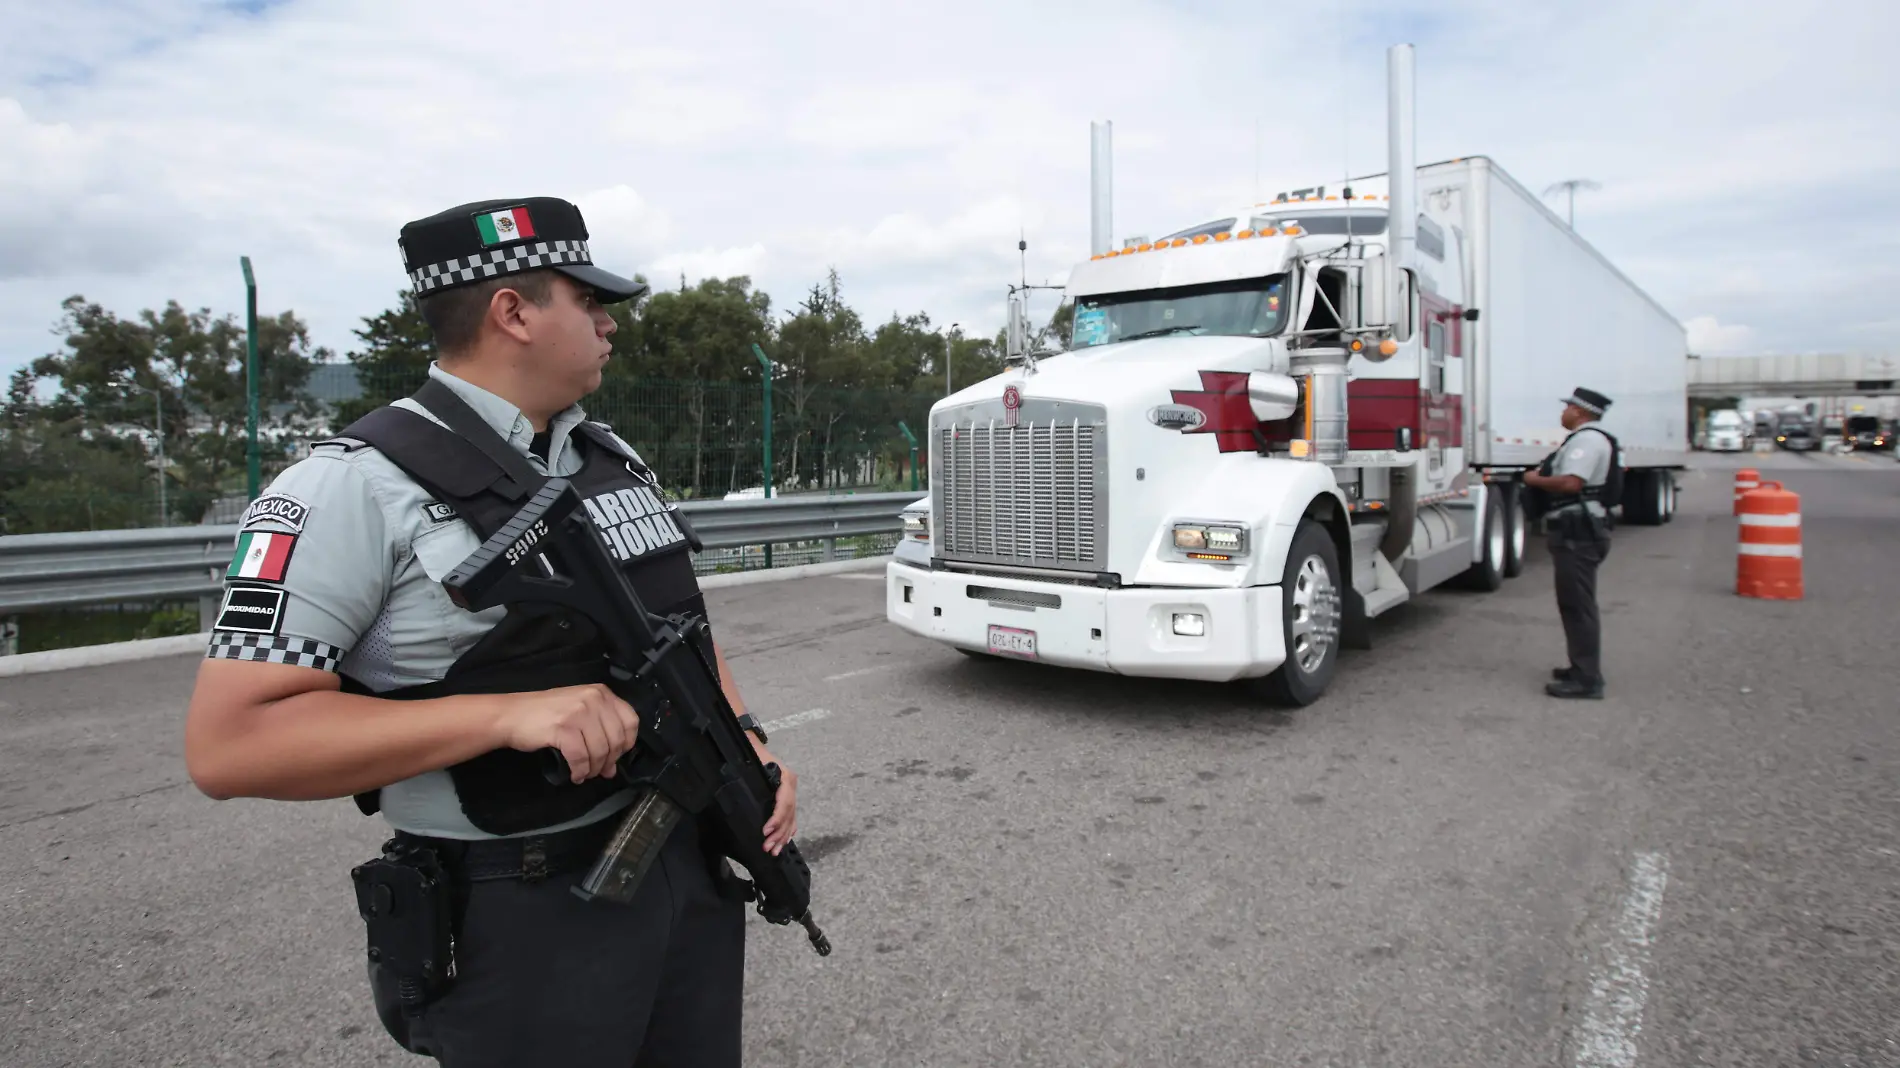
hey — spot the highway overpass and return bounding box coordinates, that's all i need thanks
[1688,353,1900,398]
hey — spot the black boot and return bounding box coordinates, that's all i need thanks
[1551,666,1577,681]
[1545,675,1604,699]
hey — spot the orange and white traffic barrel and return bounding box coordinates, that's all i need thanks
[1737,481,1801,600]
[1733,468,1760,515]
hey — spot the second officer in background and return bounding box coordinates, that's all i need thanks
[1521,386,1621,701]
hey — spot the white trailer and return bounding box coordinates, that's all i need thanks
[887,44,1688,706]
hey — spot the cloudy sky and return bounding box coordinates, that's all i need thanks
[5,0,1896,380]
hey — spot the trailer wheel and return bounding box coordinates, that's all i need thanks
[1247,520,1343,708]
[1502,482,1527,578]
[1622,470,1663,526]
[1661,472,1678,523]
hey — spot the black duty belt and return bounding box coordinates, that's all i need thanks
[390,811,624,883]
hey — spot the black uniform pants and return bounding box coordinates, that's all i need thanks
[370,814,746,1067]
[1548,513,1611,685]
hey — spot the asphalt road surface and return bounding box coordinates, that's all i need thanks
[2,450,1895,1067]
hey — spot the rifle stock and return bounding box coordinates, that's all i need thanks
[440,479,831,956]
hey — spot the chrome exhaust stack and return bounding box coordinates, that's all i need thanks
[1090,121,1113,257]
[1387,44,1417,284]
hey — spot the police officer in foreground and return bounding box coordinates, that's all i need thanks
[182,197,796,1066]
[1521,387,1619,700]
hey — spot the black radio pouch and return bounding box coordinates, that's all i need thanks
[352,839,458,1024]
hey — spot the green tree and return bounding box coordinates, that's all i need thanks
[328,289,434,427]
[18,295,327,527]
[0,370,155,533]
[775,270,877,490]
[607,277,773,494]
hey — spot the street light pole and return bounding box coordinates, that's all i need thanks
[1542,178,1601,228]
[945,322,960,397]
[241,255,260,500]
[129,383,167,526]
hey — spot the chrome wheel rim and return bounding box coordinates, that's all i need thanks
[1489,506,1508,570]
[1288,554,1341,674]
[1509,497,1527,562]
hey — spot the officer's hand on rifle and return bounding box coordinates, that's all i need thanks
[495,683,640,784]
[751,738,799,855]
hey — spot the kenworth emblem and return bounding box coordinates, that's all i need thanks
[1147,404,1208,431]
[1003,385,1022,428]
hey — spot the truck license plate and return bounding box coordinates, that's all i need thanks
[987,625,1037,659]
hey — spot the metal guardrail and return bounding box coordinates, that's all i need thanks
[0,492,921,615]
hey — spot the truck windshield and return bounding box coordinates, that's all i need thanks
[1250,212,1389,236]
[1847,416,1881,433]
[1071,275,1288,349]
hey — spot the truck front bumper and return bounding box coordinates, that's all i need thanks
[885,561,1286,683]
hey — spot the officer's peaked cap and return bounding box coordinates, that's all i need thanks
[398,197,649,304]
[1561,386,1612,416]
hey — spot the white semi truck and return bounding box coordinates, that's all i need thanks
[886,44,1688,706]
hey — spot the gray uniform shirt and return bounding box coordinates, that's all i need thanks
[1549,424,1614,517]
[204,363,649,839]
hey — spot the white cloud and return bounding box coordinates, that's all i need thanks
[648,245,771,290]
[1685,316,1757,357]
[2,0,1897,377]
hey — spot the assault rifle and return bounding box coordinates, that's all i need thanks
[439,478,831,956]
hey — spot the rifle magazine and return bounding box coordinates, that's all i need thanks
[571,790,684,905]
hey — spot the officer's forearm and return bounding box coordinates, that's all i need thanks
[185,663,515,802]
[713,640,748,719]
[1524,470,1584,494]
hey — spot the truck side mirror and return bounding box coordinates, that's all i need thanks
[1463,308,1480,322]
[1359,258,1390,331]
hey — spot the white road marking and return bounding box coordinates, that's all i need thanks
[835,573,886,581]
[823,665,896,682]
[760,708,832,733]
[1574,852,1671,1068]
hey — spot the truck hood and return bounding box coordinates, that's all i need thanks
[939,333,1282,414]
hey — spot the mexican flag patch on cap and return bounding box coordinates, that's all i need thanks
[229,530,296,583]
[475,207,536,246]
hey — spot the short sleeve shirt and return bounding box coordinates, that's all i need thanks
[203,363,645,840]
[1550,425,1614,516]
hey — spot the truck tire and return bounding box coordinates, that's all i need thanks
[1247,520,1343,707]
[1662,473,1678,523]
[1622,470,1662,526]
[1502,481,1527,578]
[1459,488,1506,591]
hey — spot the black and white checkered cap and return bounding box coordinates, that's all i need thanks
[409,239,593,294]
[397,196,648,304]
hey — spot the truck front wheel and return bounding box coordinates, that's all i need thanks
[1247,520,1343,707]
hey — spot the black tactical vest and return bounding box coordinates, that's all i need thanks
[320,379,706,836]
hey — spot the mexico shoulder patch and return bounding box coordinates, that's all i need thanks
[228,529,298,583]
[239,492,310,533]
[214,585,287,636]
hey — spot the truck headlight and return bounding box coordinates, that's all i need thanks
[901,510,929,541]
[1173,523,1247,560]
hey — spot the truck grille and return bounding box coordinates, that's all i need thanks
[933,402,1107,573]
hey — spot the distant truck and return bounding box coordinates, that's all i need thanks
[1701,409,1750,452]
[887,44,1689,707]
[1844,414,1892,452]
